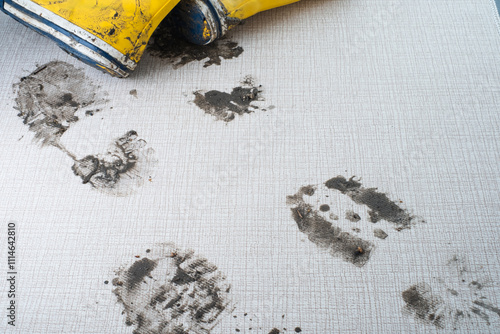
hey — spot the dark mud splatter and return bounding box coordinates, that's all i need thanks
[325,176,422,229]
[294,327,302,333]
[373,228,388,239]
[193,77,264,122]
[402,256,500,329]
[85,109,102,116]
[287,189,374,267]
[268,329,281,334]
[345,210,361,222]
[72,130,157,196]
[113,245,233,334]
[148,22,243,69]
[14,61,106,147]
[319,204,330,212]
[402,284,446,328]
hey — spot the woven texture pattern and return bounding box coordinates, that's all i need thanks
[1,1,499,333]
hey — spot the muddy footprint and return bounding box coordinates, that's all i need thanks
[112,245,234,334]
[193,76,269,122]
[287,176,425,266]
[14,62,156,196]
[402,255,500,330]
[72,130,157,196]
[14,61,107,148]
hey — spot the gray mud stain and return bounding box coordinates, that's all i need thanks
[148,23,243,69]
[72,130,157,196]
[288,186,374,267]
[402,284,445,327]
[126,258,157,289]
[286,185,315,205]
[14,61,106,146]
[373,228,388,239]
[345,210,361,222]
[193,77,264,122]
[113,246,233,334]
[325,176,422,229]
[472,300,500,317]
[402,256,500,329]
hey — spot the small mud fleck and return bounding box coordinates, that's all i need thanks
[129,89,138,98]
[193,77,264,122]
[325,176,423,229]
[72,130,157,196]
[288,192,374,267]
[345,210,361,222]
[85,109,101,116]
[373,228,388,239]
[294,327,302,333]
[14,61,106,147]
[319,204,330,212]
[148,22,243,69]
[268,329,281,334]
[329,213,339,220]
[113,245,233,334]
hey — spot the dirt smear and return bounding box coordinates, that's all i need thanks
[113,245,233,334]
[402,284,446,328]
[14,61,107,147]
[325,176,422,229]
[402,255,500,329]
[72,130,157,196]
[148,23,243,69]
[193,77,264,122]
[287,188,374,267]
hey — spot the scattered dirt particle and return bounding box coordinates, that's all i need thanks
[345,210,361,222]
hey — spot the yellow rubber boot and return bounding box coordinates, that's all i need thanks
[1,0,181,76]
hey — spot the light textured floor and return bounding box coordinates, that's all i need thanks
[1,1,500,333]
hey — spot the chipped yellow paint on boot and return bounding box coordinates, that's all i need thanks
[2,0,181,76]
